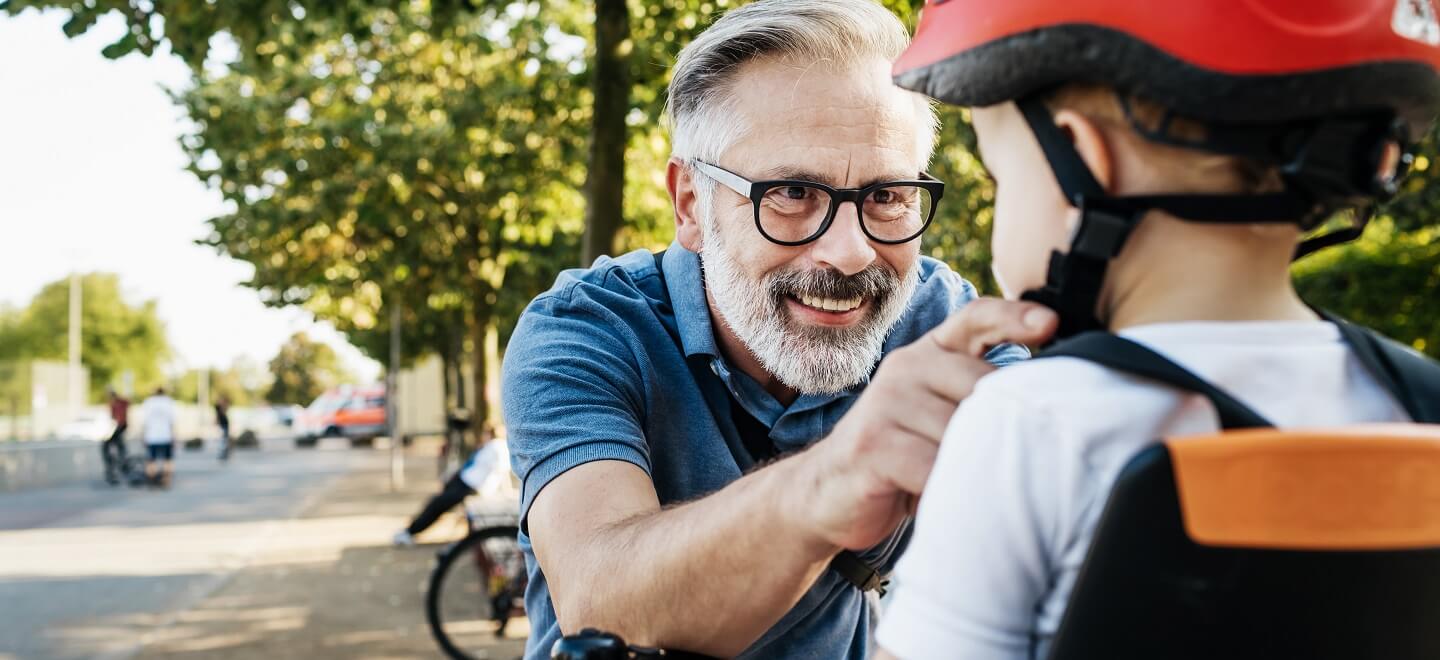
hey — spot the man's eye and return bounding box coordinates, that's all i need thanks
[782,186,809,200]
[873,190,894,204]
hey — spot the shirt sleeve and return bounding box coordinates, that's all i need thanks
[876,385,1063,660]
[501,293,652,527]
[458,445,497,490]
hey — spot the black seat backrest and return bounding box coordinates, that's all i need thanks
[1047,427,1440,660]
[1041,320,1440,660]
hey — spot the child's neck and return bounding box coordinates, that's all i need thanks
[1103,213,1318,331]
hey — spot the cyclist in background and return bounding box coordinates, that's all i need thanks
[393,425,514,546]
[102,388,130,485]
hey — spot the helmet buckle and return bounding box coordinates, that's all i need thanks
[1071,197,1141,259]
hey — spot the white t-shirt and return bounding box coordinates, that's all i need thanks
[459,440,516,500]
[141,394,178,444]
[877,321,1410,660]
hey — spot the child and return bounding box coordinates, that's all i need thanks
[877,1,1440,658]
[393,425,516,546]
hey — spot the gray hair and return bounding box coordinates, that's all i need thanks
[666,0,938,167]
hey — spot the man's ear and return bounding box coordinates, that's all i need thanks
[666,157,704,252]
[1052,109,1116,194]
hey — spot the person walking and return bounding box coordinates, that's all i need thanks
[141,387,178,489]
[102,388,130,485]
[215,395,232,462]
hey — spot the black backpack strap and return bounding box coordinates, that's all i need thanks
[650,250,887,595]
[1322,312,1440,424]
[1041,332,1275,430]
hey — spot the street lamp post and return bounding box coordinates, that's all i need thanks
[68,273,82,418]
[389,302,404,491]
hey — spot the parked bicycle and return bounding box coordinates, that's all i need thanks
[426,500,528,660]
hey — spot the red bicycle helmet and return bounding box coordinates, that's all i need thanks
[895,0,1440,139]
[893,0,1440,339]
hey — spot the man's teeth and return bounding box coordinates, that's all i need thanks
[797,294,863,312]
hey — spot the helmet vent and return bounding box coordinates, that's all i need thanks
[1394,0,1440,46]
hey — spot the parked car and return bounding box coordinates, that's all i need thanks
[295,385,387,448]
[54,414,116,442]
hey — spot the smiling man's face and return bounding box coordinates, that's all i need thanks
[691,55,930,395]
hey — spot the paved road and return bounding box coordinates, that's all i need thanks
[0,438,393,660]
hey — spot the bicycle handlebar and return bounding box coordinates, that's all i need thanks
[550,629,720,660]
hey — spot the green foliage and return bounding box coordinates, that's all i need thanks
[170,360,270,406]
[179,2,588,394]
[0,274,170,400]
[1294,126,1440,358]
[2,0,482,65]
[921,107,999,293]
[14,0,1435,363]
[209,358,271,405]
[265,332,352,405]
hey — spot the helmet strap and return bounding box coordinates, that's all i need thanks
[1011,94,1375,341]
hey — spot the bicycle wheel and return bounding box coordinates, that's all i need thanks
[122,456,149,488]
[426,525,527,660]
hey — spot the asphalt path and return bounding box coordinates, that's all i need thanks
[0,438,387,660]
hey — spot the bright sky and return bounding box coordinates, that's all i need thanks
[0,10,381,382]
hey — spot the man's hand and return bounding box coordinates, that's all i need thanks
[794,298,1058,551]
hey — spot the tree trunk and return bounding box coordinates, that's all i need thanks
[581,0,631,266]
[451,333,467,413]
[439,349,454,411]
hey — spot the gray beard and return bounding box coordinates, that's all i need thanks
[699,214,920,396]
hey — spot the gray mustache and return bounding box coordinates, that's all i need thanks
[769,265,898,304]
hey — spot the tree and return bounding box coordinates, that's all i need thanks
[265,332,351,405]
[176,3,590,430]
[2,0,921,267]
[171,359,270,406]
[4,0,654,265]
[0,273,171,400]
[15,0,1434,365]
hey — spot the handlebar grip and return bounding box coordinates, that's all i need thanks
[550,629,630,660]
[551,628,720,659]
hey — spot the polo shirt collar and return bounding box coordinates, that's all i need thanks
[661,243,723,360]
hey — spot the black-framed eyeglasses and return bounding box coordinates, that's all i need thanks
[691,160,944,246]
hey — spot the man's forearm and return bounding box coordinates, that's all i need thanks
[552,454,836,656]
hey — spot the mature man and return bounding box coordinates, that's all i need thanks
[502,1,1057,657]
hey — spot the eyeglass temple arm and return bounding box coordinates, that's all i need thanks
[691,160,754,198]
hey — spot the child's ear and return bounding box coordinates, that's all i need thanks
[666,157,704,253]
[1053,109,1116,195]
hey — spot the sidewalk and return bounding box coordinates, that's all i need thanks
[131,441,528,660]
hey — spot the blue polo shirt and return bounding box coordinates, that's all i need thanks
[502,243,1026,659]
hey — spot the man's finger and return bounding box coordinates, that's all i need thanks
[891,388,966,442]
[912,352,995,406]
[929,298,1058,356]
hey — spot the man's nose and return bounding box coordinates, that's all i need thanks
[808,201,876,276]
